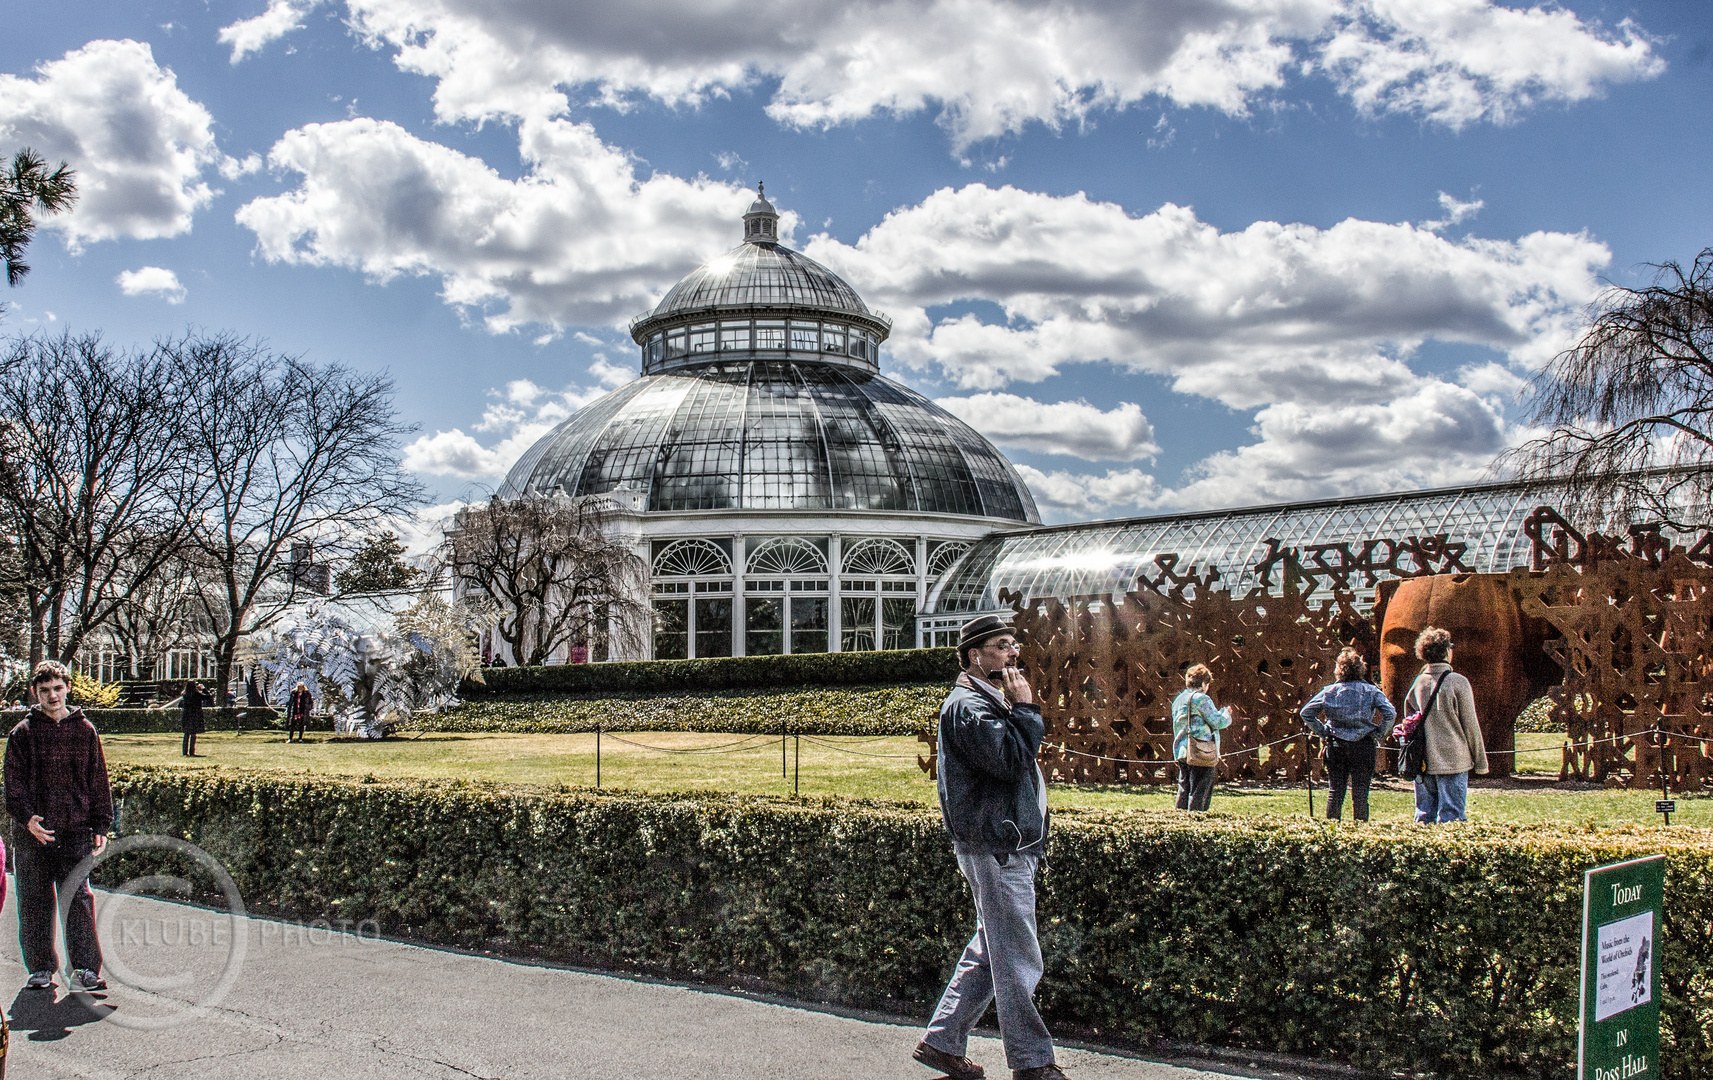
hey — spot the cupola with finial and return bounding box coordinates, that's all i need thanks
[742,182,779,244]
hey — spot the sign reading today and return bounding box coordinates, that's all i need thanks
[1581,855,1665,1080]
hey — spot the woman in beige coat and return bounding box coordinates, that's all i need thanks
[1404,627,1488,823]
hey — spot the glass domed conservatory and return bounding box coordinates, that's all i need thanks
[499,187,1040,661]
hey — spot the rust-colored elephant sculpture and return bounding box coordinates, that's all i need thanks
[1374,573,1561,778]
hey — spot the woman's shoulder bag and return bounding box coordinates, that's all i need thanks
[1398,673,1449,781]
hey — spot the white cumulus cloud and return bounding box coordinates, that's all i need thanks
[1171,381,1509,508]
[0,39,239,246]
[805,185,1609,404]
[1014,465,1163,519]
[115,266,186,303]
[237,116,758,331]
[401,366,620,480]
[219,0,330,64]
[936,393,1159,461]
[1321,0,1662,129]
[339,0,1660,149]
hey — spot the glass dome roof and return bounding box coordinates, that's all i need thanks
[650,242,872,320]
[499,360,1041,522]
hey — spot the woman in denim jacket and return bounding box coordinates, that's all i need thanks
[1171,664,1231,812]
[1299,648,1396,821]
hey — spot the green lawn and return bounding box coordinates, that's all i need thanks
[103,729,1707,829]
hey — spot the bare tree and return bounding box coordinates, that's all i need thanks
[108,539,205,681]
[168,333,424,697]
[1498,248,1713,524]
[444,495,647,666]
[0,331,198,663]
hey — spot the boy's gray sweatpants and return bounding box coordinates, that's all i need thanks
[923,849,1055,1071]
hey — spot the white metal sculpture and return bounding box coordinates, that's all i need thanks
[262,592,494,738]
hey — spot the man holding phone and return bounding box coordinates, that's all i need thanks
[913,615,1066,1080]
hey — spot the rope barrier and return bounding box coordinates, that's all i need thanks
[599,732,778,755]
[1039,725,1660,767]
[799,734,922,759]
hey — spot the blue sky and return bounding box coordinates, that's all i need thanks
[2,0,1709,524]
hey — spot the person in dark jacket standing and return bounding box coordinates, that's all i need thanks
[180,680,208,756]
[286,681,314,743]
[1299,648,1397,821]
[5,661,113,993]
[914,615,1067,1080]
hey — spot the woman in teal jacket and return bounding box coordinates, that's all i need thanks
[1172,664,1232,811]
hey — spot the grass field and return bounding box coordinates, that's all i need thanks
[104,729,1710,830]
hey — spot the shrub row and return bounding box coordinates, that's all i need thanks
[77,708,331,735]
[460,647,959,697]
[107,765,1713,1079]
[437,684,942,737]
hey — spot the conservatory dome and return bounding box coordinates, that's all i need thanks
[499,186,1040,523]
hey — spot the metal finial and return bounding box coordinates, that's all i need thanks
[758,181,764,198]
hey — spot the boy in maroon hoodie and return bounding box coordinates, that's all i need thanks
[4,660,112,993]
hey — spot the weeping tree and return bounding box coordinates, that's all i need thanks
[1499,248,1713,525]
[443,495,647,667]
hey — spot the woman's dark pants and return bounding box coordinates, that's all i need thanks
[181,730,197,755]
[1326,737,1377,821]
[288,716,306,742]
[14,833,101,976]
[1176,763,1216,811]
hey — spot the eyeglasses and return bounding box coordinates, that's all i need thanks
[987,639,1020,651]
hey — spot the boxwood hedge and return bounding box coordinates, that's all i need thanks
[460,647,959,697]
[438,684,941,736]
[107,765,1713,1079]
[73,707,313,735]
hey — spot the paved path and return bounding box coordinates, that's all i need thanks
[0,887,1270,1080]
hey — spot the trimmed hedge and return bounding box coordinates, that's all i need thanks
[461,647,959,697]
[77,707,326,735]
[107,765,1713,1079]
[438,684,941,736]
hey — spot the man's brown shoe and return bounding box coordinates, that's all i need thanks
[1013,1065,1069,1080]
[913,1040,985,1079]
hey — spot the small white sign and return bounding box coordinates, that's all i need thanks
[1595,910,1654,1022]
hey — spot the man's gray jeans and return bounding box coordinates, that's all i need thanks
[923,849,1055,1071]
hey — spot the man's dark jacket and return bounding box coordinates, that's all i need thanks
[4,707,114,840]
[935,673,1048,856]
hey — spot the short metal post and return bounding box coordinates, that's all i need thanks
[1307,736,1316,819]
[794,733,800,795]
[596,726,602,789]
[782,719,787,778]
[1660,728,1672,825]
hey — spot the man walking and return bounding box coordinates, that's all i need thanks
[914,615,1066,1080]
[5,661,112,993]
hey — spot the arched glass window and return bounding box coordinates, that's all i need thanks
[928,541,972,579]
[652,539,734,660]
[840,537,918,652]
[746,538,828,655]
[842,538,914,576]
[654,538,731,577]
[747,537,828,576]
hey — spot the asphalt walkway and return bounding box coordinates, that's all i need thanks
[0,887,1270,1080]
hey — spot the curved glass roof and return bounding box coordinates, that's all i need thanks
[925,475,1690,614]
[499,361,1041,522]
[648,242,872,320]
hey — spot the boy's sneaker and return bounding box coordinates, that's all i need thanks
[24,970,53,990]
[69,969,106,992]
